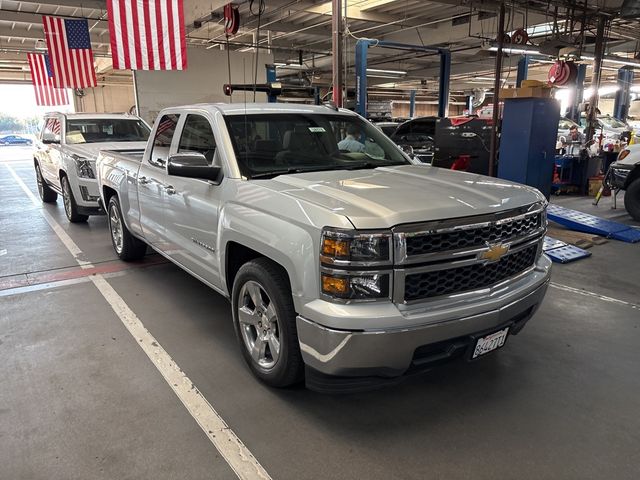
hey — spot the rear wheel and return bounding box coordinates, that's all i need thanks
[35,163,57,203]
[232,258,304,387]
[624,178,640,221]
[61,175,88,223]
[107,195,147,261]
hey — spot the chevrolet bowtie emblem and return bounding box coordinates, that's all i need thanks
[480,243,509,263]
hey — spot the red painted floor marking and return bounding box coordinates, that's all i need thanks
[0,255,167,292]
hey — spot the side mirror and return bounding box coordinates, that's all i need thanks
[42,134,60,144]
[167,153,221,182]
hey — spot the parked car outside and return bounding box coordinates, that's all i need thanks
[0,134,33,145]
[96,103,551,392]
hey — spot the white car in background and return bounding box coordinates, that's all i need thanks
[609,144,640,221]
[33,113,150,222]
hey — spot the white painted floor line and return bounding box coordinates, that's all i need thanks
[4,165,272,480]
[550,282,640,311]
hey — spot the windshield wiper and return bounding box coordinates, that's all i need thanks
[249,165,342,179]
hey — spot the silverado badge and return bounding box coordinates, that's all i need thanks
[480,243,509,263]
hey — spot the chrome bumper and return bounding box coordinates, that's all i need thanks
[297,255,551,378]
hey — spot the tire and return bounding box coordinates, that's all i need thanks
[624,178,640,221]
[35,163,58,203]
[107,195,147,261]
[61,175,88,223]
[232,258,304,387]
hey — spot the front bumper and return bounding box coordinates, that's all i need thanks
[609,164,633,190]
[297,254,551,385]
[68,175,104,213]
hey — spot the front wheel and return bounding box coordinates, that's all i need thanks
[624,178,640,221]
[232,258,304,387]
[61,176,88,223]
[107,195,147,261]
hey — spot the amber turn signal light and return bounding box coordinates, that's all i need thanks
[321,274,349,296]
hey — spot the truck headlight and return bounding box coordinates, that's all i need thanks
[72,156,95,179]
[321,228,391,265]
[320,228,392,302]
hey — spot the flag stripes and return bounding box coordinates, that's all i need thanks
[27,53,69,106]
[107,0,187,70]
[43,15,97,88]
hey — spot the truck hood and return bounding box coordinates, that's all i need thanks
[64,141,147,159]
[266,164,545,229]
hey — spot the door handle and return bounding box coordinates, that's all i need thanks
[138,176,150,185]
[165,185,176,195]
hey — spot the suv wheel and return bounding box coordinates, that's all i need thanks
[624,178,640,221]
[61,175,88,223]
[232,258,304,387]
[107,195,147,261]
[35,163,57,203]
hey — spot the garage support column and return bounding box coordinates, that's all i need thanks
[332,0,344,107]
[488,1,506,177]
[586,15,607,144]
[613,67,634,121]
[438,51,451,118]
[568,64,587,123]
[409,90,416,118]
[516,55,529,87]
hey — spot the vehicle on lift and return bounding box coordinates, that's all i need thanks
[1,134,33,146]
[33,113,150,223]
[579,114,633,145]
[389,116,437,162]
[608,145,640,221]
[97,103,551,392]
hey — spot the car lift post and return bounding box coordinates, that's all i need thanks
[355,39,450,118]
[568,64,587,123]
[516,55,529,87]
[265,64,277,103]
[409,90,416,118]
[613,67,634,121]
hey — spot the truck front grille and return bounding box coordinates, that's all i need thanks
[403,244,538,301]
[392,203,546,304]
[405,212,542,256]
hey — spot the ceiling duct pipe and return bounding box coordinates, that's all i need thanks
[488,1,505,178]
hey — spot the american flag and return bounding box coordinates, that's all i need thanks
[27,53,70,106]
[107,0,187,70]
[43,16,97,88]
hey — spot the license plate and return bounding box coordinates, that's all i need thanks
[471,327,510,359]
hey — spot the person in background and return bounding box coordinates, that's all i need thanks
[563,125,585,147]
[338,125,365,153]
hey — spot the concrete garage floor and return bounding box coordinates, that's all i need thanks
[1,146,640,480]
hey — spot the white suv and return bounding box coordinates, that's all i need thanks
[34,113,150,222]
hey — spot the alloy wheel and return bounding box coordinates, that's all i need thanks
[62,180,72,219]
[109,204,124,254]
[36,167,44,199]
[237,280,281,369]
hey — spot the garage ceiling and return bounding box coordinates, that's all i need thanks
[0,0,637,103]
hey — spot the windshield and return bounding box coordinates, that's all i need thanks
[225,113,411,179]
[65,118,150,144]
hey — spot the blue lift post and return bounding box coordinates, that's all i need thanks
[355,39,450,118]
[265,64,277,103]
[613,67,634,121]
[516,55,529,87]
[568,64,587,123]
[409,90,416,118]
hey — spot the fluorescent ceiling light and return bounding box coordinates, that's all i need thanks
[366,68,407,75]
[488,46,541,55]
[581,55,640,67]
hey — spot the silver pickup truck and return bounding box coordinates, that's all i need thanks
[97,103,551,392]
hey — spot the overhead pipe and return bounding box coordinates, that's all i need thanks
[585,15,607,146]
[332,0,344,107]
